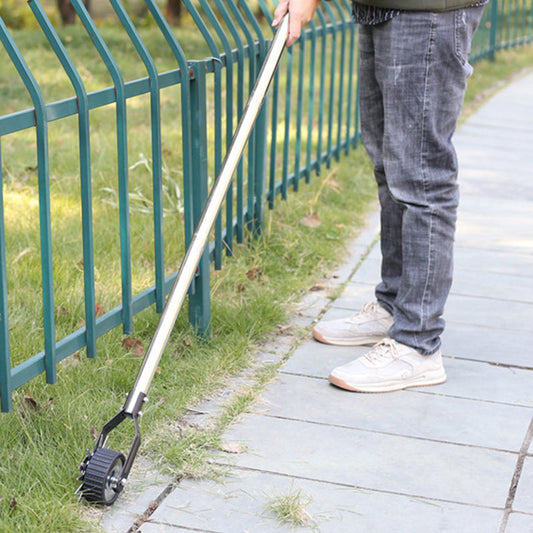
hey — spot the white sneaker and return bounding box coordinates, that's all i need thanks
[329,338,447,393]
[313,301,393,346]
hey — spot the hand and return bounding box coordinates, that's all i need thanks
[272,0,321,47]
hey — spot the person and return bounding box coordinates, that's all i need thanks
[273,0,485,392]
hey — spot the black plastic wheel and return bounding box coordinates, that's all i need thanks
[81,448,126,505]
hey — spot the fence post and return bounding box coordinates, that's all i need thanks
[240,2,269,234]
[489,0,499,61]
[188,62,211,336]
[0,142,12,413]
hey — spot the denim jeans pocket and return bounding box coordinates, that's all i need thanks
[454,7,484,76]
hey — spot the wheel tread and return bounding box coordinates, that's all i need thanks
[82,448,125,505]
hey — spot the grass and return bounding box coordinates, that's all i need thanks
[0,14,532,531]
[266,486,317,529]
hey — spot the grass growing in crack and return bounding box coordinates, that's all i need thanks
[151,352,295,481]
[266,487,317,529]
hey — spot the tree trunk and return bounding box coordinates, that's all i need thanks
[166,0,182,26]
[57,0,91,25]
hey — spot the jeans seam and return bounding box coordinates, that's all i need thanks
[416,13,437,350]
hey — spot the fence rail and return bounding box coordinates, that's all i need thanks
[0,0,532,412]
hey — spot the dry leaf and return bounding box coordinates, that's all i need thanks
[300,214,321,228]
[95,302,106,317]
[10,497,17,511]
[91,425,99,440]
[220,442,248,454]
[310,284,326,291]
[56,305,69,317]
[246,267,262,280]
[326,178,343,191]
[122,337,144,356]
[22,391,39,413]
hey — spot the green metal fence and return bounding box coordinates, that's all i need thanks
[0,0,531,413]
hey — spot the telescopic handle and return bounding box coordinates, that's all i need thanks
[124,15,290,415]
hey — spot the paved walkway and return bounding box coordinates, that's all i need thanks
[101,71,533,532]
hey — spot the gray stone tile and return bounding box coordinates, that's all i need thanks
[442,322,533,367]
[144,470,502,533]
[435,358,533,407]
[505,512,533,533]
[455,123,533,149]
[351,208,381,250]
[350,256,381,286]
[444,294,533,332]
[324,210,380,287]
[292,291,331,321]
[281,336,367,378]
[513,456,533,515]
[455,198,533,253]
[325,245,369,287]
[366,243,382,261]
[453,246,533,278]
[222,415,516,508]
[458,151,533,175]
[450,268,533,303]
[460,176,533,201]
[255,373,533,452]
[329,283,377,311]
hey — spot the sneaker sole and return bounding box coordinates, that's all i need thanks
[312,329,386,347]
[328,370,447,393]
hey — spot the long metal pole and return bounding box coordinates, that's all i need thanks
[124,15,289,415]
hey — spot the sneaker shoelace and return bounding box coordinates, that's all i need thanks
[361,301,381,315]
[363,338,399,364]
[346,301,382,324]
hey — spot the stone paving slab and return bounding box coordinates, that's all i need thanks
[460,176,533,201]
[454,206,533,254]
[505,512,533,533]
[221,414,516,509]
[450,268,533,302]
[452,246,533,278]
[513,456,533,514]
[141,469,504,533]
[254,373,533,452]
[455,123,533,148]
[443,294,533,332]
[441,322,533,368]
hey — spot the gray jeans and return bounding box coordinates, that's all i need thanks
[358,7,484,354]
